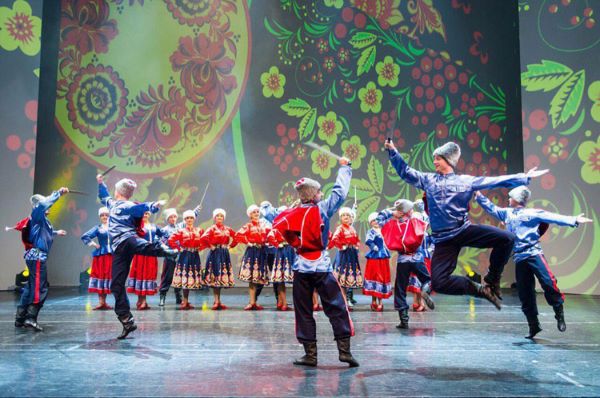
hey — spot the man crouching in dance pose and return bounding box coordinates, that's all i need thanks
[97,174,175,339]
[273,157,358,368]
[384,139,548,309]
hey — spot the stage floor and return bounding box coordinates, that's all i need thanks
[1,287,599,397]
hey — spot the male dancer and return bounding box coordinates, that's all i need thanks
[14,188,68,331]
[384,140,548,308]
[97,174,175,339]
[475,187,592,338]
[377,199,434,328]
[273,157,358,368]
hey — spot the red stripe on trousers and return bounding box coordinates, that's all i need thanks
[34,260,41,304]
[539,255,565,300]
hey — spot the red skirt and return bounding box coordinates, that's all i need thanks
[362,258,392,299]
[127,255,158,295]
[88,254,112,294]
[407,258,431,294]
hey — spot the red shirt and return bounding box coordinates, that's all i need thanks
[168,226,204,250]
[328,224,360,249]
[267,229,289,247]
[200,223,236,248]
[233,221,270,247]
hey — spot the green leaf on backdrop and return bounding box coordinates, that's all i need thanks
[356,195,380,221]
[367,156,384,193]
[357,45,376,76]
[549,70,585,128]
[298,108,317,140]
[521,60,573,92]
[353,178,375,199]
[281,97,312,117]
[349,32,377,49]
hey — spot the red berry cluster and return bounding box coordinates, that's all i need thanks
[362,110,404,153]
[548,1,595,29]
[267,123,307,176]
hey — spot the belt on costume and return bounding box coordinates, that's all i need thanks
[181,248,200,252]
[246,243,264,248]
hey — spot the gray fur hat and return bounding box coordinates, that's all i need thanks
[433,142,461,168]
[115,178,137,199]
[394,199,414,213]
[509,186,531,204]
[30,194,45,208]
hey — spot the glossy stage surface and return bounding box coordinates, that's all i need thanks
[1,287,599,397]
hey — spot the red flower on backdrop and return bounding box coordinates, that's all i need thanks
[170,34,237,119]
[267,124,307,176]
[542,136,569,164]
[469,31,488,65]
[60,0,117,55]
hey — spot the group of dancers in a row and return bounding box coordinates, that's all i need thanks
[81,196,433,315]
[12,138,591,368]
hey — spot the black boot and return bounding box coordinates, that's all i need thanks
[159,293,166,307]
[24,304,43,332]
[554,304,566,332]
[525,315,542,339]
[336,337,359,367]
[347,289,357,305]
[420,282,435,310]
[466,280,501,310]
[117,313,137,340]
[484,275,503,300]
[396,309,409,329]
[175,288,183,305]
[293,341,317,367]
[15,306,26,328]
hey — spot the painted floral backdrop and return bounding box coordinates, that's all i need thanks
[0,0,42,289]
[36,0,524,286]
[519,0,599,294]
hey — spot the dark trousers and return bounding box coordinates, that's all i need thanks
[394,260,430,311]
[17,259,48,321]
[112,236,169,318]
[293,271,353,343]
[430,224,514,295]
[516,254,565,317]
[159,258,180,295]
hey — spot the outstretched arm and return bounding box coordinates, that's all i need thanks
[320,158,352,218]
[471,167,548,191]
[474,191,508,223]
[31,189,67,222]
[531,209,591,228]
[385,141,426,190]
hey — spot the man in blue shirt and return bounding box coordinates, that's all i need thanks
[15,188,68,332]
[273,157,358,368]
[97,174,176,339]
[385,140,549,309]
[476,186,591,338]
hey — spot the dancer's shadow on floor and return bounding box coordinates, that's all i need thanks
[512,338,596,352]
[77,338,173,360]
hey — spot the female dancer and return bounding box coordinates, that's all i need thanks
[81,207,113,310]
[200,208,236,310]
[363,212,392,311]
[127,211,166,310]
[168,210,204,310]
[329,206,363,309]
[235,204,270,310]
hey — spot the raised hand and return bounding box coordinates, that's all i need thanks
[56,230,67,236]
[474,191,483,198]
[155,200,167,208]
[384,140,396,151]
[96,174,104,184]
[575,213,592,224]
[59,187,69,195]
[339,157,350,166]
[526,166,549,179]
